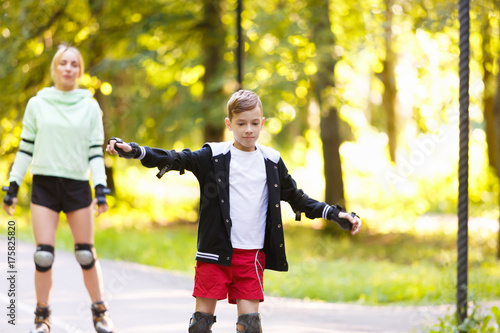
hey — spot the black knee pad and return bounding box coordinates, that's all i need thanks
[237,313,262,333]
[74,243,96,270]
[189,312,216,333]
[34,244,55,272]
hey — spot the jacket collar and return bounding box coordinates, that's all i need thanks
[206,141,280,164]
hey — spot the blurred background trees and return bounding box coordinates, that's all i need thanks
[1,0,500,247]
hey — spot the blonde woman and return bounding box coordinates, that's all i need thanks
[2,45,115,333]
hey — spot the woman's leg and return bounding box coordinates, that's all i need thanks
[67,205,115,332]
[31,203,59,304]
[66,205,103,303]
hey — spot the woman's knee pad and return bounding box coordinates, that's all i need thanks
[236,313,262,333]
[189,312,216,333]
[34,244,55,272]
[74,243,96,270]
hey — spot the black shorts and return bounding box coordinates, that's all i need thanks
[31,175,92,213]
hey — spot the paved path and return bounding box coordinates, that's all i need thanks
[0,237,494,333]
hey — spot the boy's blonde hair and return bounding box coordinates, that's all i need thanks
[227,90,263,120]
[50,44,84,84]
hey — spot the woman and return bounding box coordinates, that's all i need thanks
[2,45,115,333]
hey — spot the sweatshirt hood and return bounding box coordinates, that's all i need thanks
[37,87,93,105]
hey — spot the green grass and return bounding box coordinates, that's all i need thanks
[5,217,500,306]
[425,304,500,332]
[264,226,500,305]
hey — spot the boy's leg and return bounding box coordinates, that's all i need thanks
[191,260,231,332]
[236,299,259,316]
[189,297,217,332]
[235,300,261,333]
[195,297,217,314]
[230,249,265,333]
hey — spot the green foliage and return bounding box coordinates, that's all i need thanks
[2,0,500,219]
[426,304,500,333]
[264,226,500,304]
[0,0,338,155]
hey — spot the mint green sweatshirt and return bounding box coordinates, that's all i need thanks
[9,87,107,187]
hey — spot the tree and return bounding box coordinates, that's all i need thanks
[309,0,345,234]
[480,2,498,172]
[381,0,398,163]
[200,0,228,142]
[493,4,500,260]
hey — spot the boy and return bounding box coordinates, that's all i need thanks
[106,90,361,333]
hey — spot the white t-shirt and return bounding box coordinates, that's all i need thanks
[229,144,268,249]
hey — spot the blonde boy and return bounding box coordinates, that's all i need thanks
[107,90,361,332]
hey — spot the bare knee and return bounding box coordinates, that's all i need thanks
[195,297,217,315]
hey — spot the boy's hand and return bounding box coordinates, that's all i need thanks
[106,137,141,159]
[338,211,362,235]
[327,204,362,235]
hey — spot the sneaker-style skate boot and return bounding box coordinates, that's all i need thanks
[30,302,51,333]
[91,301,115,333]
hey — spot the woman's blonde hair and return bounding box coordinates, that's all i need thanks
[50,44,84,84]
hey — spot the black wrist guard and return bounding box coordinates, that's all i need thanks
[2,182,19,206]
[110,137,141,159]
[327,204,353,231]
[95,185,111,206]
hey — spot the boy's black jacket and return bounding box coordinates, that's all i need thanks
[140,142,331,272]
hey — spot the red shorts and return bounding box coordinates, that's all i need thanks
[193,249,265,304]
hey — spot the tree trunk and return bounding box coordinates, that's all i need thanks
[88,0,115,192]
[482,16,497,171]
[201,0,226,142]
[495,75,500,260]
[321,107,345,207]
[494,8,500,259]
[94,89,115,193]
[382,0,397,162]
[310,0,345,235]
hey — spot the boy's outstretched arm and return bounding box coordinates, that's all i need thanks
[106,137,197,178]
[281,161,362,235]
